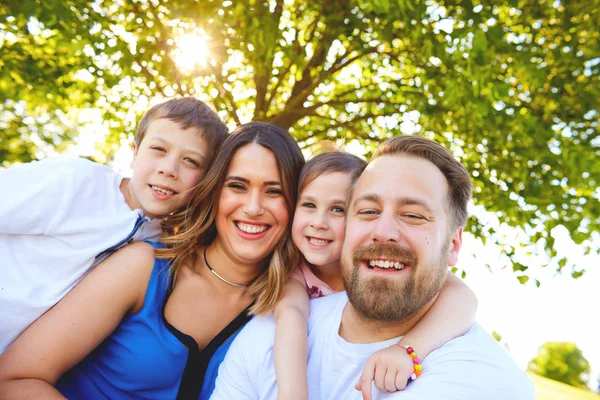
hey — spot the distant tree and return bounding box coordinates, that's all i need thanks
[528,341,591,389]
[491,330,510,352]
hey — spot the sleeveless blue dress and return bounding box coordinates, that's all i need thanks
[57,241,252,399]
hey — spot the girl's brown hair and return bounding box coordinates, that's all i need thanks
[157,122,305,315]
[298,151,367,196]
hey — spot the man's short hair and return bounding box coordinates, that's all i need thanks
[372,135,472,231]
[134,97,228,155]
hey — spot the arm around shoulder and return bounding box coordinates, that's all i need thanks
[0,241,157,399]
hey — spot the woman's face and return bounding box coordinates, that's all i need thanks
[214,143,290,267]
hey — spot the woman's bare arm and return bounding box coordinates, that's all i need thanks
[0,242,156,399]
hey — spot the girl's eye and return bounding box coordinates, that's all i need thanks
[151,146,166,152]
[301,202,316,209]
[184,157,200,167]
[331,206,345,214]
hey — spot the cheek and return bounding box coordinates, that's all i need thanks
[332,219,347,243]
[291,211,306,243]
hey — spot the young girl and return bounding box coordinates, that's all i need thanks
[273,151,478,400]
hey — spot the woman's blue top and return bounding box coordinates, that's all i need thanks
[56,241,252,399]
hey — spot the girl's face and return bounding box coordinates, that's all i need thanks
[215,143,290,267]
[292,172,352,269]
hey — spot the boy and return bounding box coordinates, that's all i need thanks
[0,97,228,353]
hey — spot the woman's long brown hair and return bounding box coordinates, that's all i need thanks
[157,122,305,315]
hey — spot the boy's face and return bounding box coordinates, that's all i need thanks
[126,118,210,218]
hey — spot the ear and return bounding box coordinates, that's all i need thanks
[447,227,463,267]
[130,142,138,169]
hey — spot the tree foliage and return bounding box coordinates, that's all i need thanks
[1,0,598,279]
[528,341,591,389]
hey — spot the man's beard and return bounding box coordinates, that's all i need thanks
[341,242,449,324]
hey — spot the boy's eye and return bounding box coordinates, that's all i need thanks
[301,202,316,209]
[184,157,200,167]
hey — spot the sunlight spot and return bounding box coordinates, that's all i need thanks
[173,32,210,73]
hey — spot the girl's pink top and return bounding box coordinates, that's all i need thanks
[291,261,339,299]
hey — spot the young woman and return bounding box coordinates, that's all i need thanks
[0,122,305,400]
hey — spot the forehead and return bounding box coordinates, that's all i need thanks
[353,155,449,211]
[301,172,352,198]
[228,143,280,178]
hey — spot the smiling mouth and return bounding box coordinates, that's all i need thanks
[150,185,177,195]
[308,237,332,246]
[235,221,270,234]
[367,259,406,271]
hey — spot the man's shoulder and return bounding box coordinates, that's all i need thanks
[308,292,347,329]
[419,323,535,399]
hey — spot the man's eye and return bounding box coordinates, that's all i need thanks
[358,209,378,215]
[405,214,424,220]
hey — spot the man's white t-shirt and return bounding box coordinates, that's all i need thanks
[0,157,162,353]
[211,292,535,400]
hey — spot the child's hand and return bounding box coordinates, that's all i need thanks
[354,345,414,400]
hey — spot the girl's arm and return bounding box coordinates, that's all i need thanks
[400,271,477,357]
[357,271,477,400]
[0,242,155,399]
[273,277,310,400]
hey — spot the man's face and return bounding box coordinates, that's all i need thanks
[341,155,462,323]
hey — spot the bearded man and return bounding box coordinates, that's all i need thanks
[211,136,534,400]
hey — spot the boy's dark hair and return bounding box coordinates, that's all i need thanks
[134,97,228,155]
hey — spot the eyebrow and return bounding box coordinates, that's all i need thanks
[301,195,347,205]
[225,176,282,186]
[147,137,207,161]
[352,193,435,213]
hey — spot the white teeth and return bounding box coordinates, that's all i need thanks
[368,260,405,270]
[309,237,330,246]
[151,185,175,195]
[236,222,269,234]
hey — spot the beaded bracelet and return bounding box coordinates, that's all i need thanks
[401,345,422,382]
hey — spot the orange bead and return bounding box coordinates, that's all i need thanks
[415,370,422,377]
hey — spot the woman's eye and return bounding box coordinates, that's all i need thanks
[267,188,283,196]
[227,183,246,191]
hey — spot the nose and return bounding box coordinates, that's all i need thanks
[243,190,264,217]
[371,211,401,243]
[310,210,329,230]
[158,156,179,179]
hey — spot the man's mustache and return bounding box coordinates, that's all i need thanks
[352,243,418,267]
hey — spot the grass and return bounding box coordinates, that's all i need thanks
[530,373,600,400]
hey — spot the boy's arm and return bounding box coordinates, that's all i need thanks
[273,278,310,400]
[0,242,154,399]
[399,271,477,357]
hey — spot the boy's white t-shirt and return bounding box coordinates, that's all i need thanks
[211,292,535,400]
[0,156,162,353]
